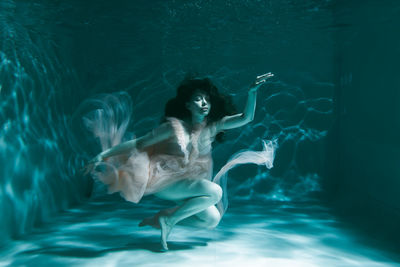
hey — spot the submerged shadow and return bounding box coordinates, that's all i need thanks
[20,239,208,257]
[9,195,216,264]
[5,195,400,266]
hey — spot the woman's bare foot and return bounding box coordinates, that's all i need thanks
[138,215,160,229]
[159,215,173,251]
[139,207,179,230]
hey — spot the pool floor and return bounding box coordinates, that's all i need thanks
[2,196,399,267]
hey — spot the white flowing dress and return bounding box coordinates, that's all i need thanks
[84,93,277,216]
[91,117,217,203]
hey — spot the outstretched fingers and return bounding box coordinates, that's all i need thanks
[255,72,274,84]
[81,162,95,176]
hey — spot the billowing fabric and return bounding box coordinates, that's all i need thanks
[84,92,277,215]
[90,117,216,203]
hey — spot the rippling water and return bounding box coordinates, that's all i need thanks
[1,0,399,265]
[3,197,400,266]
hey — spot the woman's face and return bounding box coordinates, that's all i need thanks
[186,90,211,117]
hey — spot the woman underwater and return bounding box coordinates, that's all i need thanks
[85,73,275,250]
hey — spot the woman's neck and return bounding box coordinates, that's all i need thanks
[191,115,205,125]
[184,115,207,131]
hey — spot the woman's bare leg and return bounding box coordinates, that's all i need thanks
[154,178,222,250]
[139,204,220,229]
[177,206,221,228]
[138,206,179,229]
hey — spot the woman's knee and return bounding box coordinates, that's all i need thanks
[203,207,221,229]
[210,183,223,204]
[198,180,222,204]
[155,179,222,203]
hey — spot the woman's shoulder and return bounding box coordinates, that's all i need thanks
[151,119,177,140]
[162,116,220,138]
[164,117,186,133]
[158,117,185,130]
[164,116,183,125]
[163,117,189,142]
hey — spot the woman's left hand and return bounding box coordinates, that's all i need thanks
[81,154,103,175]
[249,72,274,92]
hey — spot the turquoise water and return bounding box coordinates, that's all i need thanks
[2,197,399,266]
[1,0,399,265]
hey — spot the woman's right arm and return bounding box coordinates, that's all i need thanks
[214,73,274,133]
[95,121,174,161]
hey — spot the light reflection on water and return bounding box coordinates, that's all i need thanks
[1,197,399,266]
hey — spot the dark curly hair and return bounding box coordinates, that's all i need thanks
[162,77,237,143]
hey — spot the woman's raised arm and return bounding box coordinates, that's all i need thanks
[216,73,274,132]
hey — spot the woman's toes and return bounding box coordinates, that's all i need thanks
[159,216,173,251]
